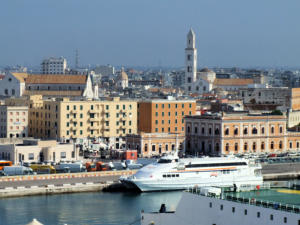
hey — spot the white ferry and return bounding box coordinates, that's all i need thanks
[120,154,263,192]
[141,186,300,225]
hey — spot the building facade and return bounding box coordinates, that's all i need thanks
[126,132,185,157]
[0,72,27,97]
[185,113,300,156]
[41,57,68,74]
[0,139,80,164]
[138,99,196,134]
[27,96,138,149]
[0,105,28,138]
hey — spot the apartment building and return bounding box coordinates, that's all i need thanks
[0,105,28,138]
[185,112,300,156]
[41,57,67,74]
[138,99,196,134]
[27,95,137,149]
[126,132,185,157]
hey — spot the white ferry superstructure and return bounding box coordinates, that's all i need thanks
[120,154,263,192]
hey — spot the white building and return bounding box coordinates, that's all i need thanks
[0,105,28,138]
[41,57,68,74]
[116,68,129,89]
[0,72,27,97]
[184,29,254,94]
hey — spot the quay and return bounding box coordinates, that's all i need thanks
[0,162,300,198]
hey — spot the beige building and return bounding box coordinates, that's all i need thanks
[185,112,300,156]
[0,139,80,164]
[0,105,28,138]
[126,132,185,157]
[26,95,137,149]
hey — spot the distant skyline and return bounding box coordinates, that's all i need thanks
[1,0,300,68]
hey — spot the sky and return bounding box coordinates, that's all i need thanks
[1,0,300,68]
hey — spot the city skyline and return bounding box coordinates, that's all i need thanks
[1,0,300,68]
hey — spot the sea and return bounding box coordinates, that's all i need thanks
[0,191,183,225]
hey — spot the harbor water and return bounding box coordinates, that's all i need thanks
[0,191,182,225]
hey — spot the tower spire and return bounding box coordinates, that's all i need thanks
[185,28,197,92]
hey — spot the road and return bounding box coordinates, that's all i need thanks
[0,175,120,188]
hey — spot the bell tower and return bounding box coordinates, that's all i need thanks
[185,29,197,91]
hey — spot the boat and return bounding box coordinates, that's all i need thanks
[120,153,263,192]
[141,185,300,225]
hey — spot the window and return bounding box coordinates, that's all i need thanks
[61,152,66,159]
[261,142,265,150]
[194,127,198,134]
[234,128,238,135]
[279,126,283,133]
[209,202,212,208]
[244,142,248,151]
[106,105,109,110]
[235,143,238,151]
[252,127,257,134]
[80,105,83,110]
[155,112,158,116]
[224,128,229,135]
[225,143,229,152]
[220,205,223,210]
[232,207,235,213]
[279,141,283,149]
[257,212,260,218]
[271,126,274,134]
[28,153,34,160]
[80,113,83,118]
[290,142,292,148]
[209,128,212,135]
[284,217,287,223]
[261,127,265,134]
[152,145,156,151]
[270,214,273,221]
[155,104,158,109]
[253,142,256,151]
[73,105,76,110]
[243,128,248,135]
[67,105,70,110]
[271,141,274,150]
[155,120,158,125]
[215,128,220,135]
[145,144,148,152]
[244,209,247,215]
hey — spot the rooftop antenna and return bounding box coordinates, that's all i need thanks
[75,49,79,69]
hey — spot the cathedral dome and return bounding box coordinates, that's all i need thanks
[200,68,213,73]
[118,70,128,80]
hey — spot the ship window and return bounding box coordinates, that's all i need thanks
[176,174,179,177]
[163,175,166,178]
[167,174,171,178]
[158,159,172,163]
[270,214,273,220]
[284,217,287,223]
[220,204,223,210]
[172,174,175,177]
[244,209,247,215]
[232,207,235,213]
[185,162,247,168]
[257,212,260,218]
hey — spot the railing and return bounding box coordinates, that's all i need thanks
[187,186,300,214]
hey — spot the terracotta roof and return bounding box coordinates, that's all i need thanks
[26,74,87,84]
[11,72,28,82]
[213,78,253,86]
[23,90,83,96]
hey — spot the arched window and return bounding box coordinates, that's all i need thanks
[252,127,257,134]
[194,127,198,134]
[202,127,205,134]
[244,142,248,151]
[261,142,265,150]
[215,128,219,135]
[234,143,238,151]
[224,128,229,136]
[215,143,219,152]
[261,127,265,134]
[225,143,229,152]
[279,141,282,149]
[187,126,190,133]
[234,128,238,135]
[152,145,156,151]
[289,142,292,149]
[271,126,274,134]
[243,128,248,135]
[279,126,283,133]
[270,141,274,150]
